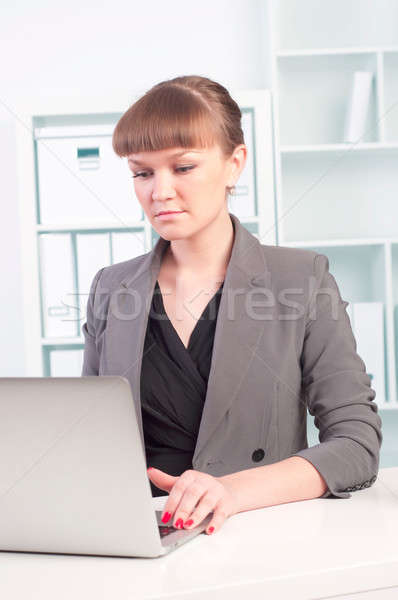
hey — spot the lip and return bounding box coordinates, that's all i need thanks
[155,210,186,219]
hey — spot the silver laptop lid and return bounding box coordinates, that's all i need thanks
[0,376,164,557]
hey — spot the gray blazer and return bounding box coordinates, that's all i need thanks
[82,213,382,499]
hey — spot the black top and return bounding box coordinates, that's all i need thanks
[140,279,224,496]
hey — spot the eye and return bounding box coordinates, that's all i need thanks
[176,165,195,173]
[131,165,195,179]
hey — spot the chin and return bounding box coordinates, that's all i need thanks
[151,218,192,238]
[158,231,191,242]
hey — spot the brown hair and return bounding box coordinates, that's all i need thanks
[112,75,244,160]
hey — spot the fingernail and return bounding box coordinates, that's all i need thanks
[161,512,171,524]
[147,467,154,471]
[185,519,194,527]
[208,526,214,534]
[175,518,184,529]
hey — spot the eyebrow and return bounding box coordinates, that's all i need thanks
[128,150,198,166]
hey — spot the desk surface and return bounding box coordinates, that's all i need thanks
[1,467,398,600]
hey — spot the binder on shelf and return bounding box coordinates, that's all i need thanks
[343,71,373,143]
[348,302,386,404]
[111,231,146,264]
[228,110,256,218]
[36,133,142,224]
[49,349,84,377]
[76,233,111,328]
[39,234,78,338]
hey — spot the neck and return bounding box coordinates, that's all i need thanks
[165,210,234,279]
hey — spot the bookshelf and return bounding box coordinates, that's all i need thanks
[268,0,398,408]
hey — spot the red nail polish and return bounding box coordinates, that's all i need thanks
[147,467,154,471]
[161,512,171,524]
[185,519,194,527]
[175,518,183,529]
[208,526,214,534]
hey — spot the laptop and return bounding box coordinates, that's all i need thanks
[0,376,212,558]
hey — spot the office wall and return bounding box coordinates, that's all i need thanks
[0,117,26,375]
[0,0,271,375]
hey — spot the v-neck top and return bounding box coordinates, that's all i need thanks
[140,279,224,496]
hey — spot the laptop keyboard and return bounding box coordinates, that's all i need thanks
[158,525,177,538]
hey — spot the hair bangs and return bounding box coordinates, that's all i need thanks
[112,85,223,158]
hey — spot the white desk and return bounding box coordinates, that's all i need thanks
[1,467,398,600]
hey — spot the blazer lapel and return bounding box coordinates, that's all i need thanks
[192,215,271,463]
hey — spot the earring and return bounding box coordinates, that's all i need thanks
[227,184,236,196]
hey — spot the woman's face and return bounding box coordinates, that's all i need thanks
[127,142,246,240]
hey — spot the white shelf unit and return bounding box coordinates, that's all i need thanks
[268,0,398,408]
[15,90,276,378]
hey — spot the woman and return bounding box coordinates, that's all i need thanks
[82,75,382,537]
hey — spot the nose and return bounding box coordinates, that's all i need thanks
[151,172,176,201]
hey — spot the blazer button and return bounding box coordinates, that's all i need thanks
[252,448,265,462]
[250,276,266,286]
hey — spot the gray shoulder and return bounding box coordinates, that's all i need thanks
[259,243,320,276]
[96,252,150,289]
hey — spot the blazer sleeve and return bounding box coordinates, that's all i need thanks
[291,253,383,499]
[81,267,105,376]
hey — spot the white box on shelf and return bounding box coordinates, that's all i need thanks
[350,302,386,405]
[343,71,373,143]
[345,302,354,333]
[50,349,84,376]
[111,231,146,264]
[227,110,256,218]
[39,233,78,338]
[76,233,111,329]
[36,133,142,224]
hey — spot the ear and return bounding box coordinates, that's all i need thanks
[228,143,247,185]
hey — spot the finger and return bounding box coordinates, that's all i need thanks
[172,481,208,529]
[203,504,229,535]
[182,492,219,530]
[147,468,177,524]
[160,470,196,527]
[147,467,177,494]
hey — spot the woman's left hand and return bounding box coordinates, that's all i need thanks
[147,467,239,535]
